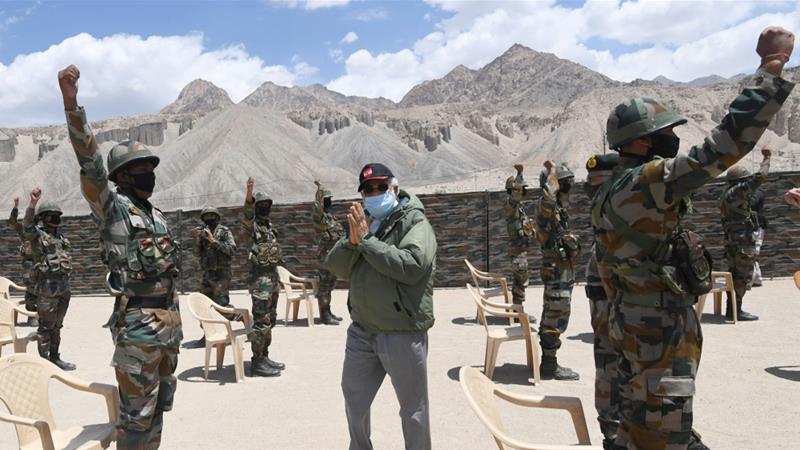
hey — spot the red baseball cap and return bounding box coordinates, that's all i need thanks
[358,163,394,192]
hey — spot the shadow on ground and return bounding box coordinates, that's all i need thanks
[178,364,247,385]
[566,332,593,344]
[451,316,515,326]
[699,313,732,325]
[765,365,800,382]
[447,364,535,386]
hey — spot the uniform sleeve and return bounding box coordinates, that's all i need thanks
[66,107,114,226]
[322,239,360,280]
[8,207,22,234]
[241,199,254,233]
[312,187,326,232]
[357,217,437,285]
[752,157,770,187]
[639,70,794,210]
[21,207,38,242]
[535,197,554,244]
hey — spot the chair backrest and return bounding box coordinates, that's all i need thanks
[459,366,508,449]
[186,293,227,339]
[794,271,800,291]
[0,354,58,448]
[464,259,482,286]
[0,276,15,302]
[0,299,17,342]
[467,283,491,334]
[276,266,296,296]
[465,260,510,303]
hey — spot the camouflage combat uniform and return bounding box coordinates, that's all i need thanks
[312,183,344,322]
[195,216,237,307]
[9,207,38,313]
[67,107,182,450]
[719,159,769,314]
[594,71,794,449]
[242,193,283,357]
[534,166,579,365]
[22,208,72,361]
[504,174,534,304]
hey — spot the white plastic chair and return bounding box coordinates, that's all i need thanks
[186,293,252,383]
[468,283,540,385]
[0,276,29,326]
[0,353,118,450]
[696,271,737,323]
[277,266,318,327]
[459,366,601,450]
[0,298,38,356]
[465,259,514,325]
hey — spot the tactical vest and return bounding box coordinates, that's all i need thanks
[249,222,283,268]
[719,188,757,239]
[200,226,232,270]
[537,201,580,260]
[320,213,344,242]
[592,167,712,299]
[34,228,72,276]
[103,194,178,284]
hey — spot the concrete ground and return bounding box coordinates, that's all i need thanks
[1,279,799,449]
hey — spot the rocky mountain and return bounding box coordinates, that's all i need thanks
[1,44,798,216]
[399,44,618,110]
[159,79,233,115]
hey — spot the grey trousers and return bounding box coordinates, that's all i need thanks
[342,323,431,450]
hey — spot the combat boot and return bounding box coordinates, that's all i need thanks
[539,354,579,381]
[50,354,76,371]
[250,356,280,377]
[725,299,758,321]
[26,316,38,327]
[264,352,285,370]
[318,299,342,324]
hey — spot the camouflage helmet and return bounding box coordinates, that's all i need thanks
[320,186,333,199]
[505,175,526,191]
[253,191,273,207]
[200,207,221,219]
[606,97,687,149]
[107,140,160,182]
[555,163,574,181]
[726,165,752,182]
[36,201,62,217]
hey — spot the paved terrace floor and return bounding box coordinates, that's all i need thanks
[1,279,799,449]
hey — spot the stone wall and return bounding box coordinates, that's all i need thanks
[1,172,798,295]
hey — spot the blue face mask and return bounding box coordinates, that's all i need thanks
[363,191,397,221]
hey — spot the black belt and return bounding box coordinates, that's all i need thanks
[126,295,172,309]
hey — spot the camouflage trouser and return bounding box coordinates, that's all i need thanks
[588,292,619,441]
[111,305,182,450]
[36,291,70,358]
[609,301,703,450]
[538,256,574,356]
[22,260,37,312]
[509,251,529,304]
[200,268,240,321]
[249,268,279,356]
[725,242,756,305]
[317,267,336,305]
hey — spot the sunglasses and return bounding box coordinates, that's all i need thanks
[363,183,390,194]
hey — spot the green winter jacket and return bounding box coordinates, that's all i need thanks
[323,190,437,333]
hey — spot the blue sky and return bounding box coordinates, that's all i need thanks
[0,0,798,126]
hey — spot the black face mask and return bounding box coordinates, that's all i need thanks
[583,182,599,199]
[44,214,61,226]
[648,133,680,160]
[130,172,156,193]
[558,181,572,194]
[203,218,219,229]
[323,197,332,211]
[256,204,271,217]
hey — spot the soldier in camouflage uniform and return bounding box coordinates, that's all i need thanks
[504,165,535,306]
[9,197,38,327]
[22,189,75,371]
[534,161,580,380]
[584,153,621,448]
[60,64,183,449]
[242,176,285,377]
[188,207,240,346]
[593,27,794,450]
[312,180,344,325]
[718,150,772,321]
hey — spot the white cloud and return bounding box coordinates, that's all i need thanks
[350,8,388,21]
[340,31,358,44]
[0,32,308,126]
[269,0,350,10]
[329,0,800,101]
[329,48,344,63]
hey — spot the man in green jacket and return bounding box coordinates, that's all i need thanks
[324,163,437,450]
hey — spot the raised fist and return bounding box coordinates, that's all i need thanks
[761,148,772,158]
[543,160,555,171]
[13,197,19,208]
[757,27,794,74]
[314,179,321,187]
[30,188,42,205]
[58,65,80,109]
[513,164,524,174]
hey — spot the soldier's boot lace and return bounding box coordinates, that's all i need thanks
[250,356,280,377]
[264,353,286,370]
[50,354,76,371]
[539,355,579,381]
[26,316,39,328]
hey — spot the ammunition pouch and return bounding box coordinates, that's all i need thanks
[670,229,712,296]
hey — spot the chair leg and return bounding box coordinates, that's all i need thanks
[531,334,541,384]
[284,297,291,326]
[216,344,226,370]
[731,290,738,324]
[713,292,721,316]
[485,340,499,380]
[232,336,244,382]
[293,301,300,321]
[203,344,211,380]
[306,299,313,327]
